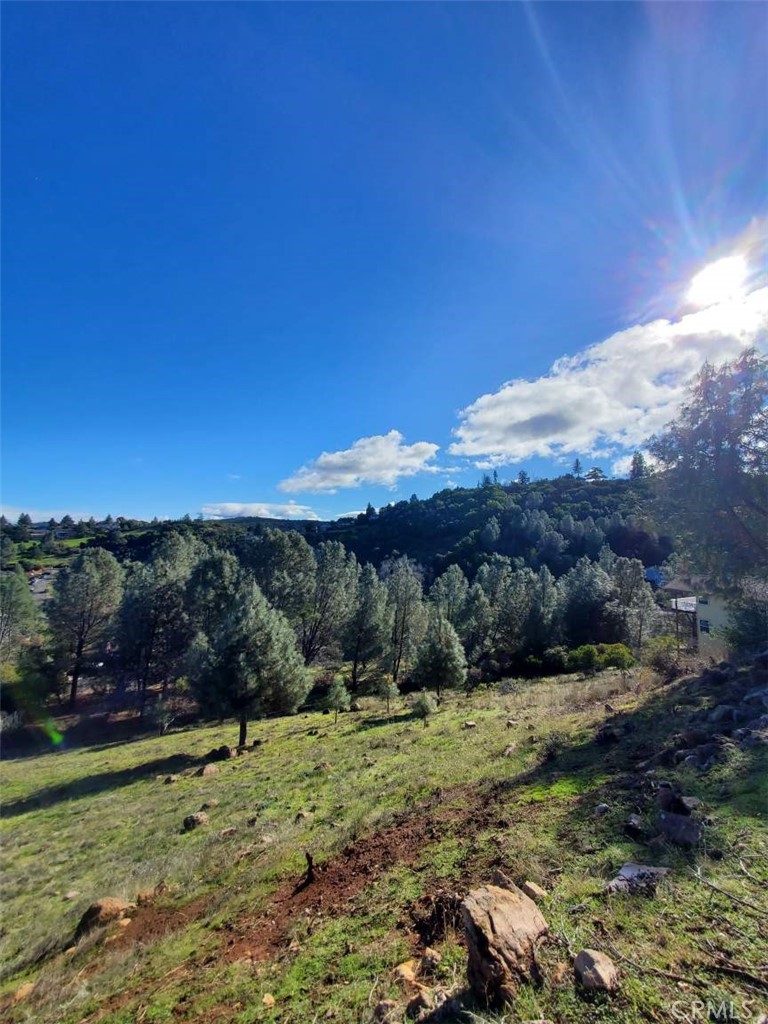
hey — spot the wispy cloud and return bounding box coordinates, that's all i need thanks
[226,473,242,481]
[201,501,319,521]
[279,430,440,493]
[450,286,768,468]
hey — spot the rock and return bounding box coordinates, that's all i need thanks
[605,863,670,894]
[657,789,692,815]
[657,811,702,847]
[350,701,363,712]
[421,947,442,971]
[681,796,702,812]
[574,948,619,992]
[314,761,331,772]
[521,881,547,901]
[183,811,209,831]
[394,959,419,985]
[462,883,548,1005]
[11,982,35,1004]
[206,745,234,762]
[708,704,736,725]
[625,814,646,839]
[594,803,610,817]
[201,800,219,810]
[406,989,433,1017]
[74,898,133,940]
[492,868,515,890]
[196,763,219,777]
[506,719,517,728]
[295,810,312,822]
[220,827,237,838]
[164,775,179,784]
[463,720,477,730]
[262,992,276,1008]
[63,890,80,901]
[373,1001,398,1022]
[502,744,517,757]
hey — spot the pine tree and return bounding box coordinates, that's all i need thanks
[344,562,390,691]
[325,676,351,723]
[429,564,469,626]
[383,556,427,682]
[412,612,467,699]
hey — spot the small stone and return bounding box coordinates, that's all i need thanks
[201,799,219,810]
[394,959,419,985]
[164,775,179,784]
[406,989,433,1017]
[183,811,209,831]
[136,891,153,906]
[605,862,670,894]
[594,803,610,816]
[502,744,517,757]
[220,827,237,838]
[574,948,619,992]
[117,918,132,928]
[463,720,477,729]
[521,881,547,901]
[196,763,219,777]
[681,796,702,812]
[262,992,276,1008]
[314,761,331,772]
[63,890,80,901]
[421,947,442,971]
[295,810,312,822]
[492,868,515,890]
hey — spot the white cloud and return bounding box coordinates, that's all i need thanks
[450,286,768,466]
[279,430,440,493]
[201,501,319,521]
[337,510,366,519]
[226,473,242,481]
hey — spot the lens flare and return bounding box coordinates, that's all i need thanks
[687,255,747,308]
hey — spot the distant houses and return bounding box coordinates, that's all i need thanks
[662,576,732,659]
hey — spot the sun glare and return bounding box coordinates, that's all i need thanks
[687,254,748,308]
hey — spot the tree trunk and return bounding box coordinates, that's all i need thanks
[69,638,85,709]
[238,709,248,747]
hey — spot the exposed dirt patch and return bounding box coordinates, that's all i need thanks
[109,895,210,950]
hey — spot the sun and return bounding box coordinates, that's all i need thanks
[687,254,748,308]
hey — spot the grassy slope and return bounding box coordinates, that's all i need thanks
[1,670,766,1024]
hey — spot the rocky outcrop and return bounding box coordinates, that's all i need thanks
[74,898,133,940]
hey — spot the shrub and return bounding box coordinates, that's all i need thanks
[597,643,635,671]
[642,635,680,676]
[568,644,600,674]
[541,729,568,762]
[412,690,437,727]
[542,646,569,674]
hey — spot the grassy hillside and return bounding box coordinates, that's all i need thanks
[2,666,766,1023]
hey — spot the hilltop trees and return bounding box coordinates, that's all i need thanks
[193,579,310,745]
[430,564,469,626]
[0,569,39,666]
[49,549,124,707]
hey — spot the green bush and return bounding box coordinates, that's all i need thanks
[642,635,679,675]
[597,643,635,671]
[412,690,437,727]
[542,646,569,673]
[568,644,600,674]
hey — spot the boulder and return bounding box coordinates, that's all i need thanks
[574,948,619,992]
[183,811,209,831]
[196,763,219,777]
[594,803,610,817]
[74,898,133,940]
[206,745,234,762]
[462,884,549,1006]
[657,811,702,847]
[350,701,363,712]
[521,881,547,902]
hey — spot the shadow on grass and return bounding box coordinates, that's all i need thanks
[1,751,202,818]
[357,711,416,730]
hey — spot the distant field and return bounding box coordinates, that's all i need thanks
[1,670,766,1023]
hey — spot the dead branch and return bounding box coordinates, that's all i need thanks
[690,867,768,915]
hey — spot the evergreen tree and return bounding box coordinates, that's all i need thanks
[573,458,583,478]
[192,579,310,746]
[48,548,124,707]
[325,676,351,723]
[429,564,469,626]
[378,675,399,716]
[238,528,316,626]
[460,582,493,664]
[0,569,40,665]
[300,541,357,664]
[343,562,390,691]
[383,556,427,681]
[629,452,648,480]
[558,557,612,647]
[412,690,436,727]
[412,612,467,699]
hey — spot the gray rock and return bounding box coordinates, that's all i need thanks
[657,811,702,847]
[462,884,549,1006]
[594,803,610,817]
[708,705,736,724]
[574,949,619,991]
[605,862,670,894]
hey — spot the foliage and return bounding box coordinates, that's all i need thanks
[325,677,351,723]
[0,568,40,665]
[411,612,467,698]
[343,562,390,691]
[48,548,124,707]
[411,689,436,726]
[649,348,768,582]
[642,635,680,676]
[192,579,310,745]
[383,556,426,682]
[300,541,357,665]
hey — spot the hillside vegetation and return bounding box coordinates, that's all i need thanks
[2,664,767,1023]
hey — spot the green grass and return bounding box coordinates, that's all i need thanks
[1,668,766,1023]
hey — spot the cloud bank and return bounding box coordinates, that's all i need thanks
[279,429,440,493]
[450,287,768,466]
[202,501,319,521]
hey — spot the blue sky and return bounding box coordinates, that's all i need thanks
[2,2,767,522]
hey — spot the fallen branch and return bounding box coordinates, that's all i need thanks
[690,867,767,915]
[697,943,768,991]
[606,942,707,989]
[739,859,768,888]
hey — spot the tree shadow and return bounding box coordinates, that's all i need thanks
[356,711,416,730]
[1,751,202,818]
